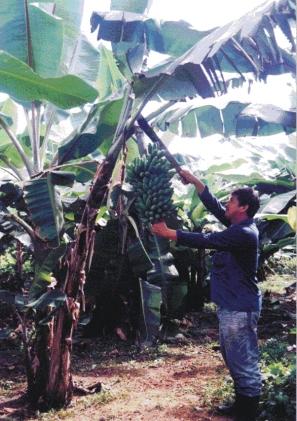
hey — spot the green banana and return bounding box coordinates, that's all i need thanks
[126,143,177,225]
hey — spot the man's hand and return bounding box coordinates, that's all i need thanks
[179,169,199,184]
[151,221,177,241]
[151,221,169,236]
[178,169,205,194]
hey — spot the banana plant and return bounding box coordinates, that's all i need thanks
[0,0,129,408]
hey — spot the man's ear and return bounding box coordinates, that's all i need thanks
[240,204,249,214]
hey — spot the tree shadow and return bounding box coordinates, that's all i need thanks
[0,394,29,420]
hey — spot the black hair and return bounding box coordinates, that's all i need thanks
[231,187,260,217]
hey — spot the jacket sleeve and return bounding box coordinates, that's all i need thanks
[199,186,230,227]
[176,225,255,251]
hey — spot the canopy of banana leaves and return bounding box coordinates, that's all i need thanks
[91,0,296,99]
[151,0,296,79]
[171,133,295,225]
[150,101,296,137]
[91,12,212,57]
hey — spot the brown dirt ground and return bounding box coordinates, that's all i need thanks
[0,310,233,421]
[70,342,232,421]
[0,275,295,421]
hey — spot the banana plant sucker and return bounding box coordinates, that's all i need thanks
[44,84,135,406]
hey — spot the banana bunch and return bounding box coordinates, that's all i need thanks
[126,143,177,225]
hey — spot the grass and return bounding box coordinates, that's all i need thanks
[36,408,76,421]
[201,374,234,407]
[258,337,296,420]
[34,391,117,421]
[271,256,296,275]
[259,274,294,294]
[79,390,117,409]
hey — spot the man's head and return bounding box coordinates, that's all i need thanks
[225,187,260,223]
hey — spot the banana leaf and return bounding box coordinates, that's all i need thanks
[0,51,98,109]
[0,0,84,76]
[27,289,67,310]
[57,97,124,164]
[91,12,211,57]
[260,191,296,214]
[24,173,71,246]
[30,242,68,299]
[138,279,161,344]
[151,101,296,138]
[146,235,186,321]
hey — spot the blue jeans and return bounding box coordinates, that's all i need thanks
[217,307,262,397]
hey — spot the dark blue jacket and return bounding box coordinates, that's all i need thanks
[176,186,261,311]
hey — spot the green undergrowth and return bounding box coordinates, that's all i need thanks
[259,338,296,420]
[35,391,116,421]
[201,374,234,407]
[259,274,294,295]
[268,255,296,276]
[0,246,33,292]
[259,254,295,294]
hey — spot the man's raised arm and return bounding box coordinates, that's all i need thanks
[179,169,230,227]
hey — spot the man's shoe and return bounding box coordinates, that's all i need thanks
[235,394,260,421]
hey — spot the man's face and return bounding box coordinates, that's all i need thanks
[225,194,248,221]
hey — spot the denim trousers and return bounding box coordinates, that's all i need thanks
[217,307,262,397]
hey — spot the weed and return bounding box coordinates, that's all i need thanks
[201,375,234,407]
[33,391,116,420]
[259,338,296,420]
[80,390,116,409]
[269,255,297,275]
[36,408,75,421]
[260,338,288,363]
[259,274,294,295]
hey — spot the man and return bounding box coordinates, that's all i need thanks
[151,169,262,421]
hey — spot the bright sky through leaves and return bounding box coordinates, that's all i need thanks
[82,0,267,34]
[80,0,294,158]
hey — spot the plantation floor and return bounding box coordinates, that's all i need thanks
[0,274,295,421]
